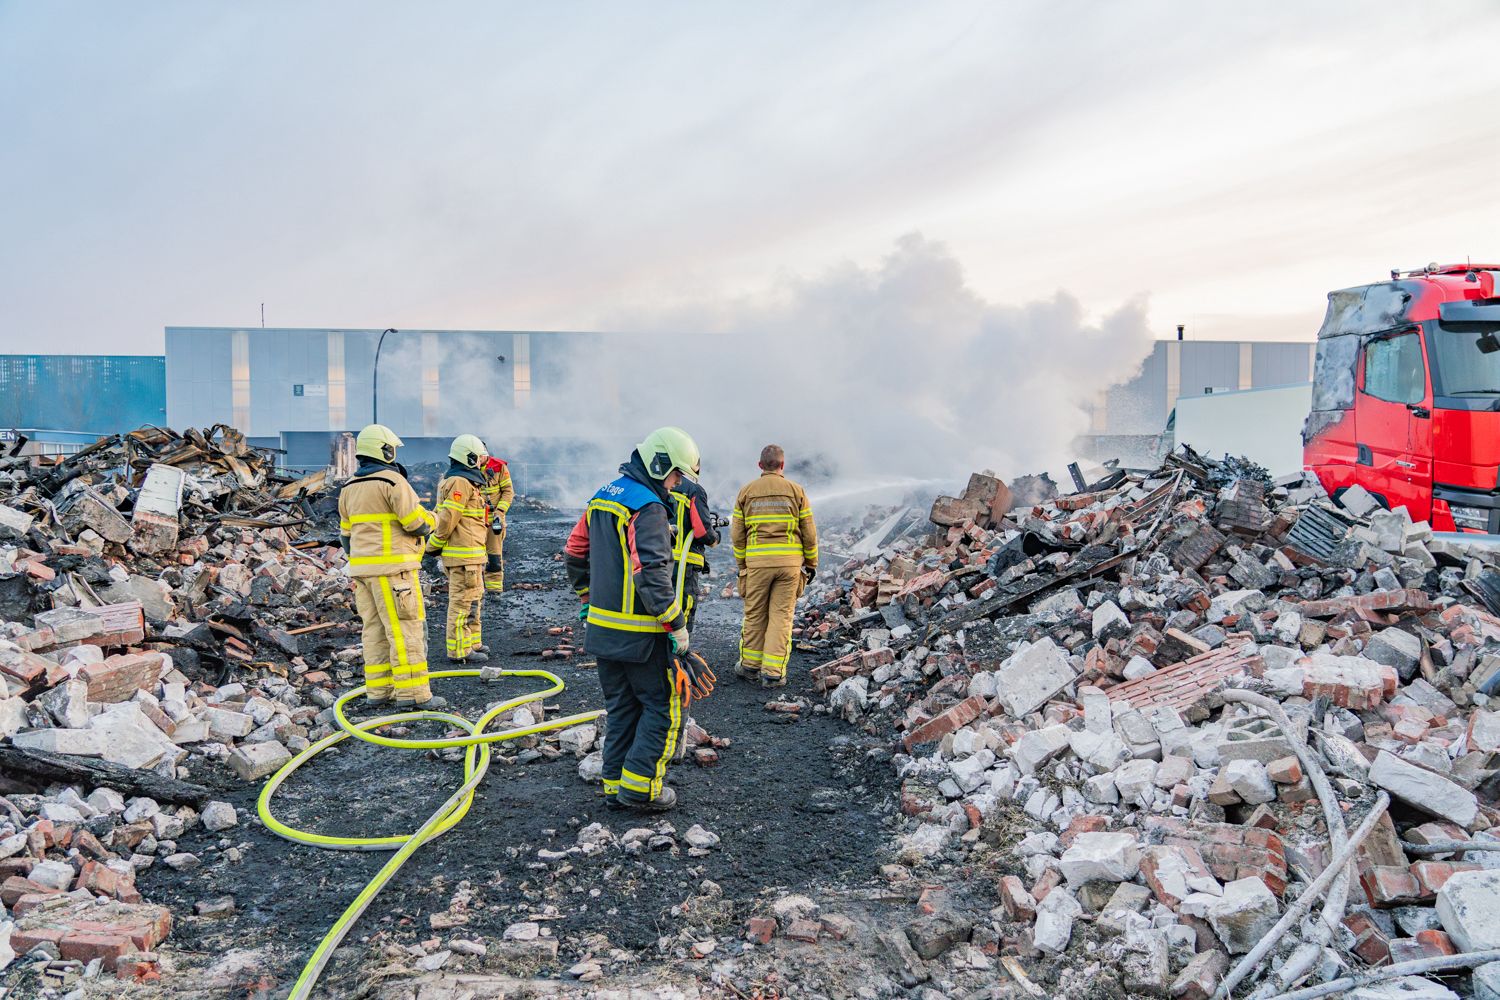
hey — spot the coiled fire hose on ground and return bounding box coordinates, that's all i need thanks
[257,667,606,1000]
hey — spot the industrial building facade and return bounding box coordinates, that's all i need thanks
[0,333,1316,471]
[165,327,596,439]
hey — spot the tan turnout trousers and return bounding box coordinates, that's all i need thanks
[352,569,430,703]
[484,522,505,593]
[739,565,800,680]
[446,564,485,660]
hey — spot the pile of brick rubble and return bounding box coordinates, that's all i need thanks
[0,426,358,988]
[795,451,1500,999]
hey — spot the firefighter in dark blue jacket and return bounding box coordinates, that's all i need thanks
[563,427,699,811]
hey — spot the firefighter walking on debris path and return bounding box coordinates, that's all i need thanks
[481,455,514,595]
[733,444,817,687]
[563,427,700,811]
[338,425,436,705]
[425,434,492,664]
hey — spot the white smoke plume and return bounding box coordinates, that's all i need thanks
[458,234,1155,507]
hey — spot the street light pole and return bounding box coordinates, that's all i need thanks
[372,328,396,425]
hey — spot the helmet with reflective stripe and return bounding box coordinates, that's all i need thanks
[355,424,403,463]
[638,426,700,482]
[449,433,489,469]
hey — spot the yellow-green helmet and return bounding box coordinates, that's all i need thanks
[449,433,489,469]
[638,426,700,482]
[355,424,403,463]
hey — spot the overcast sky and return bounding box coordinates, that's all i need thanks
[4,1,1499,355]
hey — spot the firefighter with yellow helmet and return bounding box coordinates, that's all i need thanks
[337,425,436,704]
[563,427,699,811]
[481,455,514,594]
[425,434,492,663]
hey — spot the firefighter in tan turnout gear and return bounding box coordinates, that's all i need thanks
[425,434,493,663]
[732,444,817,687]
[338,424,436,704]
[481,455,514,595]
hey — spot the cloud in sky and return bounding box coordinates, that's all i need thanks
[3,1,1500,354]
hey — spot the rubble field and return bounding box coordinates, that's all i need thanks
[790,453,1500,999]
[6,430,1500,999]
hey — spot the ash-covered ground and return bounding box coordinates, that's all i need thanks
[136,504,899,998]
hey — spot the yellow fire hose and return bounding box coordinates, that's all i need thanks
[257,667,605,1000]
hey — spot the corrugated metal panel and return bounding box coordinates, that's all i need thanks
[1251,342,1315,388]
[1179,342,1240,397]
[0,355,165,433]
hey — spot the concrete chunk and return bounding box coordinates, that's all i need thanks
[12,728,104,756]
[1092,601,1129,639]
[1437,868,1500,953]
[1338,484,1379,517]
[1033,886,1082,955]
[1207,877,1280,954]
[1364,628,1422,679]
[1012,724,1072,776]
[229,740,292,781]
[1370,751,1478,828]
[995,639,1076,718]
[87,702,181,769]
[1223,759,1276,805]
[1060,832,1141,886]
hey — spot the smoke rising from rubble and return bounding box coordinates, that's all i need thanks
[458,235,1155,504]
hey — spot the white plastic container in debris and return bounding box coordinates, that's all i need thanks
[131,462,186,553]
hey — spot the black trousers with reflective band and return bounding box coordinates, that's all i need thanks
[597,635,682,802]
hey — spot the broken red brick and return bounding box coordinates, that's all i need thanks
[784,918,820,943]
[1,876,57,908]
[744,916,777,945]
[1058,814,1108,849]
[116,953,162,983]
[903,693,989,750]
[1031,867,1063,903]
[1410,860,1482,896]
[1266,756,1302,784]
[79,652,164,704]
[1414,929,1458,958]
[1359,864,1428,908]
[1344,913,1392,966]
[999,875,1035,921]
[58,931,133,965]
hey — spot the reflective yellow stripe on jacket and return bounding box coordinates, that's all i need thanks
[585,497,675,638]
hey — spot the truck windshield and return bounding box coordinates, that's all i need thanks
[1431,323,1500,395]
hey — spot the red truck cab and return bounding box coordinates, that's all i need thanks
[1304,264,1500,532]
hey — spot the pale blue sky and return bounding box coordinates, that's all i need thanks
[3,1,1499,353]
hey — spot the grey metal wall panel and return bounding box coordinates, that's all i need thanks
[165,328,234,430]
[1179,342,1240,398]
[1251,342,1314,388]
